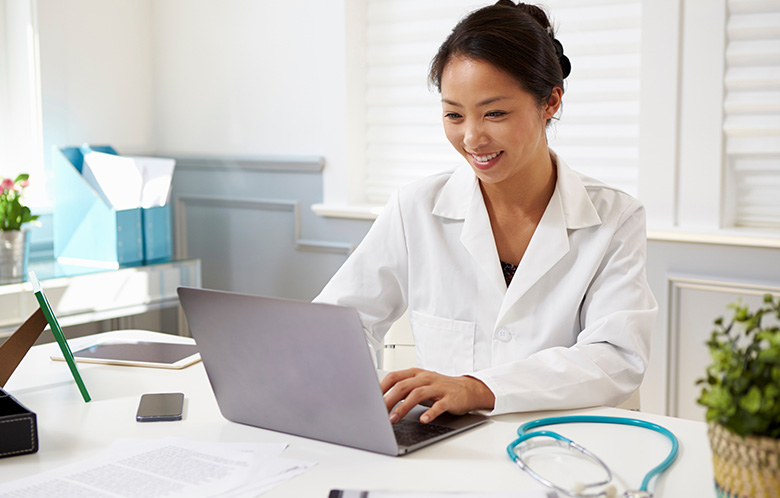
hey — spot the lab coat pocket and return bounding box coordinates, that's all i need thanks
[410,311,475,376]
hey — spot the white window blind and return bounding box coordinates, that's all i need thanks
[725,0,780,229]
[364,0,480,204]
[545,0,641,197]
[363,0,642,205]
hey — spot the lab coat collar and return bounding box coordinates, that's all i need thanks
[431,165,507,292]
[431,155,602,229]
[555,154,602,229]
[432,164,474,220]
[432,155,603,314]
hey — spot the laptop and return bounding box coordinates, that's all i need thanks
[177,286,489,456]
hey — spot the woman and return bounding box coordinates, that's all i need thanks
[315,1,657,424]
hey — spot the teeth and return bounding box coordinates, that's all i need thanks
[472,152,501,162]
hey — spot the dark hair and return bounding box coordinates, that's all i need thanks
[428,1,571,108]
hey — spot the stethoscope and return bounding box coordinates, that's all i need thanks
[506,415,679,498]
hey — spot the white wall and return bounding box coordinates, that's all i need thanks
[37,0,155,158]
[152,0,350,167]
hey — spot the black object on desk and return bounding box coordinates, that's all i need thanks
[0,388,38,458]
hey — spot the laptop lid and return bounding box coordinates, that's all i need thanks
[179,286,402,455]
[177,286,487,456]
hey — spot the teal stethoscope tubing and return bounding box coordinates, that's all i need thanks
[506,415,679,493]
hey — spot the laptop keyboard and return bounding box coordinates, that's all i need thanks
[393,418,456,447]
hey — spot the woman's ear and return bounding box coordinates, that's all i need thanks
[543,87,563,120]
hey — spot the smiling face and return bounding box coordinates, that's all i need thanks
[441,56,561,190]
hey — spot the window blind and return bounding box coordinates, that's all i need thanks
[725,0,780,229]
[363,0,642,205]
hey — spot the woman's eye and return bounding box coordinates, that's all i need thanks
[486,111,506,118]
[444,112,462,120]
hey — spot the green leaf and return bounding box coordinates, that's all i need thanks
[8,201,21,230]
[20,206,32,224]
[728,410,762,437]
[739,386,762,414]
[698,385,734,414]
[758,348,780,363]
[13,173,29,184]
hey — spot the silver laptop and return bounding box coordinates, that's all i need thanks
[177,286,488,456]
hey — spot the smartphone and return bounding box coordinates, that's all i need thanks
[136,392,184,422]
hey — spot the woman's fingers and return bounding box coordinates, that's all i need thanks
[381,369,495,423]
[380,368,421,394]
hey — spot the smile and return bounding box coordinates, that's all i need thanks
[469,151,503,169]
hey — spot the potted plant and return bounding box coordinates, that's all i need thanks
[0,174,39,283]
[696,293,780,498]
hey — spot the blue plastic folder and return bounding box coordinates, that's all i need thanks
[53,146,172,267]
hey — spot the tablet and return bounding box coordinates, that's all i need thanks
[52,340,201,369]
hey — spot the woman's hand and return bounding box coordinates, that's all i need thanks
[380,368,495,424]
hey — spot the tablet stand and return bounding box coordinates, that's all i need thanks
[0,308,48,387]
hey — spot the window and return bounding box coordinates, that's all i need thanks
[363,1,477,205]
[723,0,780,229]
[0,0,46,206]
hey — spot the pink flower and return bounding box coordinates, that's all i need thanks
[19,179,30,188]
[1,178,14,191]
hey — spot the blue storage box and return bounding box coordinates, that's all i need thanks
[53,146,173,267]
[142,205,172,263]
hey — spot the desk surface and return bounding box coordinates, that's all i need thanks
[1,331,716,497]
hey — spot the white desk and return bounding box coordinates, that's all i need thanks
[1,331,716,497]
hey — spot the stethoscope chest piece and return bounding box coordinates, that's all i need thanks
[622,491,653,498]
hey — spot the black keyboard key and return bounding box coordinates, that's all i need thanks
[393,418,456,447]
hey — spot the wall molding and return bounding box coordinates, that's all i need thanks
[173,194,352,260]
[666,275,780,417]
[170,155,325,173]
[648,229,780,249]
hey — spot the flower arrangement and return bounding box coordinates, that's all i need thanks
[1,174,39,231]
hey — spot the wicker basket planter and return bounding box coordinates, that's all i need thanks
[709,422,780,498]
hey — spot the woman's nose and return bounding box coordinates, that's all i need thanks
[463,120,488,149]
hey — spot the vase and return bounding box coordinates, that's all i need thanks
[0,230,28,284]
[708,422,780,498]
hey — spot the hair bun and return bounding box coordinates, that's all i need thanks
[498,1,572,80]
[559,54,571,79]
[551,38,572,79]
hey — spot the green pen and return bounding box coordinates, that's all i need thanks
[28,271,91,402]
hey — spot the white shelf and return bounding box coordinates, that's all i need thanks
[0,259,201,338]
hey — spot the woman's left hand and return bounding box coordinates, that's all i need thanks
[380,368,495,424]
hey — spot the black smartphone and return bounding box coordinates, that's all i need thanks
[136,392,184,422]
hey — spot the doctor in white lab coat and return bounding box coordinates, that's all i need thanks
[315,1,657,424]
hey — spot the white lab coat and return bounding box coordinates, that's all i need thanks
[314,156,657,415]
